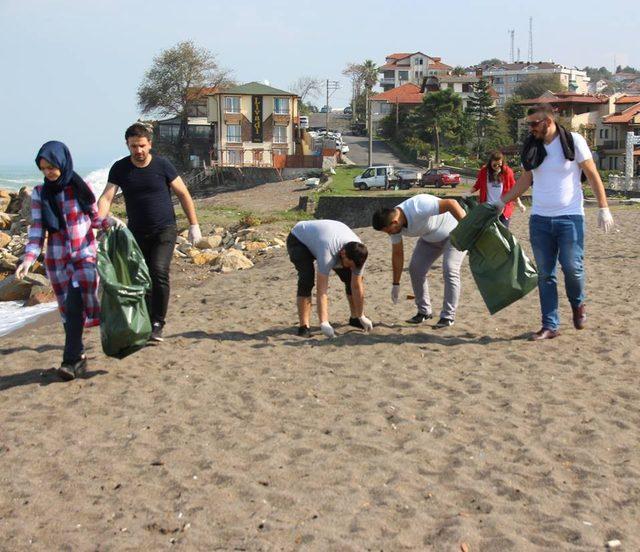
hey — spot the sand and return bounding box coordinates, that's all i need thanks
[1,206,639,551]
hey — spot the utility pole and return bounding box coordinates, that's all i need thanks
[325,79,340,131]
[528,16,533,63]
[368,97,373,166]
[509,29,515,63]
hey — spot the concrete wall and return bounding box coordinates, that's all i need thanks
[315,195,416,228]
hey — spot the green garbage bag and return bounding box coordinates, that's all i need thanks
[450,198,538,315]
[97,226,152,358]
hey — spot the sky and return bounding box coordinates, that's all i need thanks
[0,0,637,167]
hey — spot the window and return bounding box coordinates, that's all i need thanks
[399,71,409,80]
[362,169,374,178]
[227,150,242,165]
[274,98,290,114]
[273,125,287,144]
[224,96,240,113]
[376,168,386,176]
[188,125,210,139]
[227,124,242,143]
[416,58,423,65]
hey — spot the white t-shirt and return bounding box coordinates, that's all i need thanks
[530,132,592,217]
[390,194,458,244]
[486,174,503,205]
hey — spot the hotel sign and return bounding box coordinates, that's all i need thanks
[251,95,263,143]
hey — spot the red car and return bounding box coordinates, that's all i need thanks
[419,168,460,188]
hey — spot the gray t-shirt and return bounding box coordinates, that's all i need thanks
[390,194,457,244]
[291,220,364,275]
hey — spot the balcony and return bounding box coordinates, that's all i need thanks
[600,140,626,150]
[379,77,396,86]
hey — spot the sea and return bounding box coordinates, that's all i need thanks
[0,163,112,338]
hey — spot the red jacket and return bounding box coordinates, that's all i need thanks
[471,165,516,219]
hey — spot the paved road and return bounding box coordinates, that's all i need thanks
[342,135,475,187]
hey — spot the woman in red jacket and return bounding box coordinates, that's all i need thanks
[466,151,525,228]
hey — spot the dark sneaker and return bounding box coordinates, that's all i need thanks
[297,325,312,337]
[150,323,164,342]
[434,318,454,329]
[58,356,87,381]
[406,312,433,324]
[349,317,364,329]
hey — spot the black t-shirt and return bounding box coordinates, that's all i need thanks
[108,155,179,233]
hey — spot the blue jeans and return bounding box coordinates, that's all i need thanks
[529,215,585,331]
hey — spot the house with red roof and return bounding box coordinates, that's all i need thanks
[379,52,452,92]
[599,95,640,171]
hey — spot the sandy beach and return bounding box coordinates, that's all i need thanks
[1,204,639,550]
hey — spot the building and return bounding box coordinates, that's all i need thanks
[370,83,424,124]
[379,52,452,92]
[206,82,298,167]
[154,86,220,167]
[424,75,498,110]
[599,95,640,171]
[474,61,590,106]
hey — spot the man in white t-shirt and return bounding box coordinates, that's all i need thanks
[372,194,467,328]
[499,103,614,341]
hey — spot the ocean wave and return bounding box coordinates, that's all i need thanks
[0,177,40,185]
[0,301,58,338]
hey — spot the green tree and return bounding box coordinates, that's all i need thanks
[452,66,467,76]
[514,74,566,99]
[583,66,612,81]
[413,89,462,163]
[504,95,525,142]
[466,79,497,158]
[137,41,232,164]
[478,58,506,67]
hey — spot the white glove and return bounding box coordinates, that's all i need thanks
[358,315,373,332]
[107,215,126,228]
[391,284,400,304]
[188,224,202,245]
[15,260,33,280]
[320,321,335,338]
[598,208,614,233]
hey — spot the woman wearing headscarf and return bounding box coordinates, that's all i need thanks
[15,141,104,380]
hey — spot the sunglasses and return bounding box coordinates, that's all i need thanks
[527,118,546,127]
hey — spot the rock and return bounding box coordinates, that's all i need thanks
[175,236,188,245]
[0,231,11,249]
[25,285,56,306]
[271,237,286,247]
[0,252,19,271]
[211,249,253,272]
[0,194,9,213]
[0,274,32,301]
[177,242,195,255]
[243,241,269,252]
[32,261,47,275]
[196,235,222,250]
[213,226,225,235]
[192,251,220,266]
[23,273,50,287]
[607,540,622,549]
[0,212,12,230]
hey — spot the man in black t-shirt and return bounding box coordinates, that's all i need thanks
[98,123,201,342]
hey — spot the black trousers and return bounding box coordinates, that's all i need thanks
[132,225,178,327]
[286,233,352,297]
[63,286,84,364]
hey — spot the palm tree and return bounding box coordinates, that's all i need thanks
[415,89,462,163]
[361,59,378,92]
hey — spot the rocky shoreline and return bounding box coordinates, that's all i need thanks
[0,187,287,309]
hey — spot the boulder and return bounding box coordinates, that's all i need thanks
[211,249,253,273]
[0,231,11,249]
[192,251,220,266]
[175,235,189,245]
[271,237,286,247]
[243,241,269,252]
[0,194,9,213]
[0,212,12,230]
[213,226,225,235]
[0,251,19,271]
[196,235,222,250]
[0,274,32,301]
[25,285,56,306]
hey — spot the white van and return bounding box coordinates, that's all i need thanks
[353,165,395,190]
[299,116,309,129]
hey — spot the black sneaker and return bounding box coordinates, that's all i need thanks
[406,312,433,324]
[434,318,454,329]
[58,356,87,381]
[348,317,364,329]
[297,325,312,337]
[150,323,164,342]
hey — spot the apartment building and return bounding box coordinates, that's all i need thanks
[207,82,298,167]
[379,52,452,92]
[476,61,590,106]
[600,95,640,171]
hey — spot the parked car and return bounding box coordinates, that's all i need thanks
[343,106,353,115]
[419,168,460,188]
[394,168,423,189]
[353,165,395,190]
[320,105,330,113]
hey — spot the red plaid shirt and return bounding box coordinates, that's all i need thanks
[24,184,102,327]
